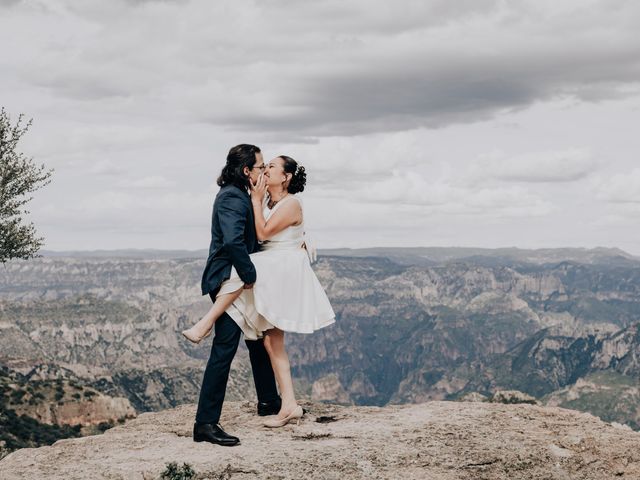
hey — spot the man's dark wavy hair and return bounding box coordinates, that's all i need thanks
[217,144,261,189]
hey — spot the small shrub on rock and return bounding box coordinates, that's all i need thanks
[160,462,196,480]
[491,390,539,405]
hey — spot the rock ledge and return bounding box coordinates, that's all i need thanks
[1,400,639,479]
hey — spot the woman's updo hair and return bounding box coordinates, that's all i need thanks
[280,155,306,194]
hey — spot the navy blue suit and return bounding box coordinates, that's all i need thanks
[196,184,279,425]
[201,185,258,294]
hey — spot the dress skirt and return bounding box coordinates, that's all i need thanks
[217,246,335,340]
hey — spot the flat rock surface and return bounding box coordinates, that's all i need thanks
[1,400,640,479]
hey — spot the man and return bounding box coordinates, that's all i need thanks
[194,144,281,446]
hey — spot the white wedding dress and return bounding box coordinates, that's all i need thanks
[216,195,335,340]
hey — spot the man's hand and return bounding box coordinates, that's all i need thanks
[243,282,255,289]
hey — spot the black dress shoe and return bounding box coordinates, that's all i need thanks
[257,400,281,416]
[193,423,240,446]
[257,400,307,416]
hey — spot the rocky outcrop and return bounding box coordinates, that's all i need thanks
[458,323,640,428]
[311,373,352,404]
[543,371,640,429]
[19,394,135,426]
[1,365,136,427]
[490,390,539,405]
[2,400,640,479]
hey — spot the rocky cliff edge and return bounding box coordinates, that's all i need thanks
[1,400,639,480]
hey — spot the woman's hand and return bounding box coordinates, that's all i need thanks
[250,173,267,205]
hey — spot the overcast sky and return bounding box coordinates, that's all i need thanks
[2,0,640,254]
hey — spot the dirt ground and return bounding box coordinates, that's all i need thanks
[1,400,639,479]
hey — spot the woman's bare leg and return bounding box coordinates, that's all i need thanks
[263,328,298,418]
[183,287,243,340]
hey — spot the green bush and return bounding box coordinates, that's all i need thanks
[160,462,196,480]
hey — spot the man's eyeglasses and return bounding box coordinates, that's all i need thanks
[253,164,266,171]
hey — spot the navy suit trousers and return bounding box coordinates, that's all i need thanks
[195,306,280,425]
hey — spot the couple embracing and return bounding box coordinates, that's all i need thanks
[181,144,335,446]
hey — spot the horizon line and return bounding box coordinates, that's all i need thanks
[38,245,636,255]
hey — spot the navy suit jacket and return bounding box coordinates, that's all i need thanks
[201,185,259,296]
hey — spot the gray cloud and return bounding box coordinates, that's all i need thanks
[598,168,640,204]
[466,148,599,184]
[215,43,640,136]
[4,0,638,138]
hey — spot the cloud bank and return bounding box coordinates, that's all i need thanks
[1,0,639,253]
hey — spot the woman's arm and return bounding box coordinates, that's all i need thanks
[249,174,302,241]
[252,198,302,241]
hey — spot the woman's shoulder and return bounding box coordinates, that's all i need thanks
[279,195,303,225]
[285,194,302,205]
[267,194,302,220]
[281,194,302,211]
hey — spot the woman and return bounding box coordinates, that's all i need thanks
[182,155,335,427]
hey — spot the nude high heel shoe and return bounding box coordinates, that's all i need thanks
[181,327,212,344]
[263,405,303,428]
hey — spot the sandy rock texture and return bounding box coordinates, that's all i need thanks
[1,400,639,480]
